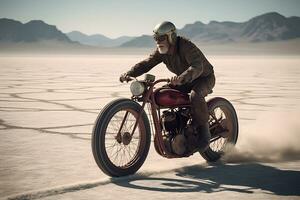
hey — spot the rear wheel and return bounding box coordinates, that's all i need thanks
[200,97,239,162]
[92,98,151,177]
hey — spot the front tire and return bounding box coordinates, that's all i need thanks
[92,98,151,177]
[200,97,239,162]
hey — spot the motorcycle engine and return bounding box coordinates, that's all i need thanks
[161,108,190,155]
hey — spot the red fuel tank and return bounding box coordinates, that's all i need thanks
[154,88,190,107]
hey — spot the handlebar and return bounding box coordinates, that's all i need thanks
[154,78,170,84]
[120,75,170,84]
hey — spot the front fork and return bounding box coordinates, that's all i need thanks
[115,99,148,144]
[115,110,129,143]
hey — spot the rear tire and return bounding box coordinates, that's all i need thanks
[200,97,239,162]
[92,98,151,177]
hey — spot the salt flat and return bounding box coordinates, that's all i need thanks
[0,55,300,199]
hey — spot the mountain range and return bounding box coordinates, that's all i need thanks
[121,12,300,47]
[0,12,300,48]
[0,18,72,43]
[66,31,133,47]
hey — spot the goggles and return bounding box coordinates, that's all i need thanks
[153,34,167,42]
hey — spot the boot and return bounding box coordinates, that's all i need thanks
[196,123,211,152]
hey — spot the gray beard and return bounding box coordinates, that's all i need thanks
[157,45,169,54]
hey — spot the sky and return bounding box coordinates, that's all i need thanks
[0,0,299,38]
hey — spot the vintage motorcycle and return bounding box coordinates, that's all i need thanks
[92,74,238,177]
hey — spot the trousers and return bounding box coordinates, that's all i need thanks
[171,73,215,127]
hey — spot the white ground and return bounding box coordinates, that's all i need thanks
[0,54,299,199]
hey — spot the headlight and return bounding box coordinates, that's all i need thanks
[130,81,145,96]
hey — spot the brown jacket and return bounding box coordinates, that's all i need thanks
[127,36,214,85]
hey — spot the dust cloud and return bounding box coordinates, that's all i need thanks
[222,110,300,163]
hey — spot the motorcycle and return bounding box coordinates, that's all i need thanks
[92,74,238,177]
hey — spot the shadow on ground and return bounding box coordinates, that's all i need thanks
[112,162,300,196]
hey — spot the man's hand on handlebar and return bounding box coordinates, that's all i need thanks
[119,73,133,83]
[170,76,184,86]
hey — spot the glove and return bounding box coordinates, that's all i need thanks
[119,73,130,83]
[170,76,184,86]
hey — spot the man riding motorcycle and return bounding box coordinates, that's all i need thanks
[120,21,215,152]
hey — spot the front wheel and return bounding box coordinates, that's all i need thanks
[200,97,239,162]
[92,98,151,177]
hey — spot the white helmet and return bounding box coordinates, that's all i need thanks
[153,21,177,45]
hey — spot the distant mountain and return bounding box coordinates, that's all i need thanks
[121,12,300,47]
[67,31,133,47]
[0,18,72,43]
[240,12,300,42]
[120,35,155,48]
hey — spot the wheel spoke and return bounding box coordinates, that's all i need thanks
[111,144,122,163]
[106,140,118,149]
[209,106,230,153]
